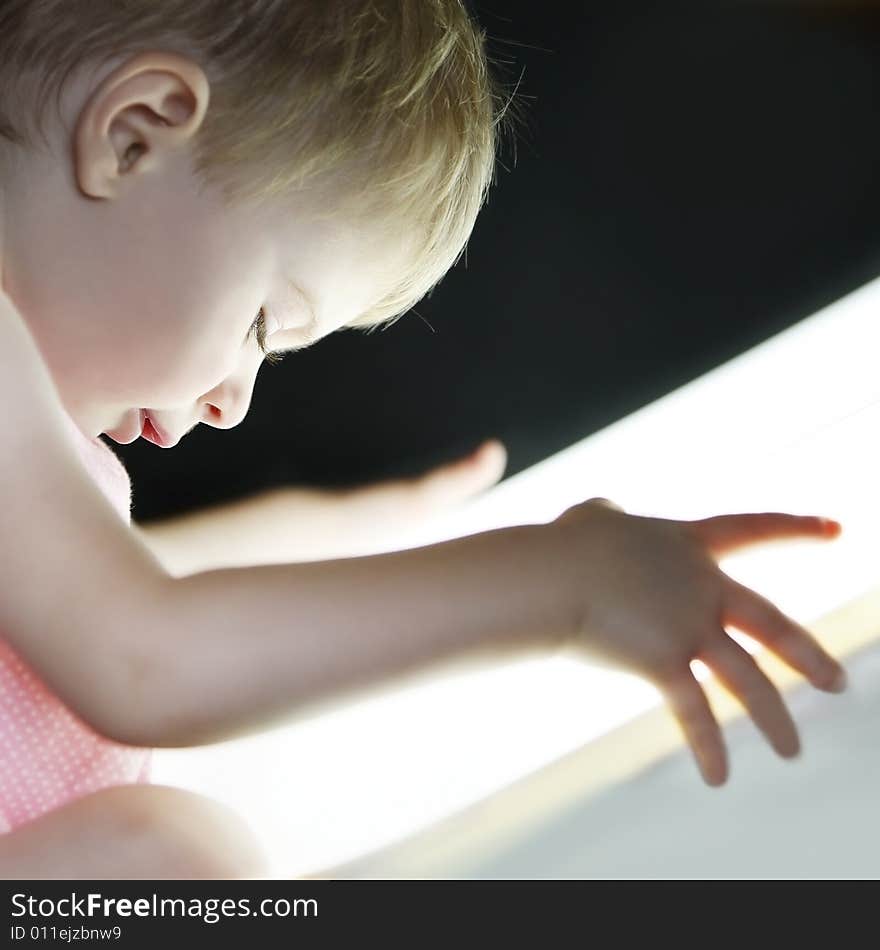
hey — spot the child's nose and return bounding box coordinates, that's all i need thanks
[199,371,258,431]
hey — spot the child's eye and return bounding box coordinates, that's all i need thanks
[247,307,284,366]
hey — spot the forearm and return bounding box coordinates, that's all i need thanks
[135,487,351,576]
[146,524,568,748]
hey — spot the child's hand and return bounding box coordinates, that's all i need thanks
[549,497,847,787]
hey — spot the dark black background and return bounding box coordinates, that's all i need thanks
[111,1,880,524]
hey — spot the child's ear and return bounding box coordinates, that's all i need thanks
[72,51,210,200]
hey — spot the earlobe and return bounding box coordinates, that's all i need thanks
[72,51,210,200]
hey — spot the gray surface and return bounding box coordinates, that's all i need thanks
[462,641,880,879]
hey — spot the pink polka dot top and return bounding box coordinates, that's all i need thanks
[0,406,151,833]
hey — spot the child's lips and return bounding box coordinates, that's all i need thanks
[103,408,178,447]
[141,411,176,448]
[103,408,144,445]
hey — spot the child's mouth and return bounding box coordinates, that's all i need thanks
[141,412,174,448]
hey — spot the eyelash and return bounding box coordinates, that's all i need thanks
[248,308,284,366]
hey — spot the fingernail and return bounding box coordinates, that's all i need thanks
[828,669,848,693]
[701,760,727,787]
[782,739,801,759]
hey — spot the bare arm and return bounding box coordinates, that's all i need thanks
[141,522,563,748]
[0,292,170,745]
[0,289,554,752]
[134,488,353,576]
[1,291,848,787]
[135,442,506,575]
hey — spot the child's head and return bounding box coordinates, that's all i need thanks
[0,1,509,445]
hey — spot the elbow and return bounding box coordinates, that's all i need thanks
[85,574,180,749]
[85,645,167,749]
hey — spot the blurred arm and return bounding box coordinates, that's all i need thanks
[135,441,507,575]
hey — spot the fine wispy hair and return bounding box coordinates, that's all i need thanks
[0,1,523,331]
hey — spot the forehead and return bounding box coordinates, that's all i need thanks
[271,202,418,332]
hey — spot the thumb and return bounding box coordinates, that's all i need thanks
[684,512,842,556]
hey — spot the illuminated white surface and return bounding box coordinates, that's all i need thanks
[459,637,880,880]
[153,275,880,878]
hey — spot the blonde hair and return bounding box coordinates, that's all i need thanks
[0,0,518,331]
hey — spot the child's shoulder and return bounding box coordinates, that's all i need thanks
[1,289,61,419]
[0,287,152,745]
[0,292,88,449]
[0,290,131,518]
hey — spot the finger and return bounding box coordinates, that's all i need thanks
[723,579,848,693]
[469,438,508,476]
[432,439,507,487]
[451,439,507,479]
[657,668,728,787]
[700,635,801,758]
[415,440,507,506]
[685,512,841,555]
